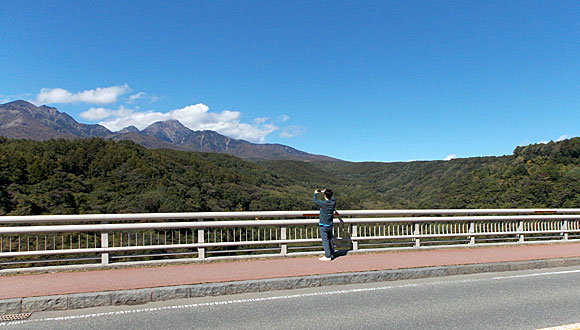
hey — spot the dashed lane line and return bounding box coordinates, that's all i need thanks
[2,269,580,327]
[537,323,580,330]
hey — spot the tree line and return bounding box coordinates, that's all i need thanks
[1,137,579,216]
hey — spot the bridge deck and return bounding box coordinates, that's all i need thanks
[2,242,580,300]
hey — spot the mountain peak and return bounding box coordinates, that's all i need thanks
[148,119,189,130]
[118,125,140,134]
[3,100,38,110]
[143,120,193,144]
[2,100,61,116]
[4,99,32,106]
[1,102,340,161]
[0,100,111,139]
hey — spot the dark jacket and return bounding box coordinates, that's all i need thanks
[313,194,336,227]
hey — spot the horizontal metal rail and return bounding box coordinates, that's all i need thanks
[0,239,324,258]
[4,215,580,234]
[2,209,580,224]
[2,209,580,270]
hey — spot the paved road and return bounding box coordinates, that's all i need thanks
[5,242,580,300]
[4,266,580,330]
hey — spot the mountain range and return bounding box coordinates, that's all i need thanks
[0,100,338,161]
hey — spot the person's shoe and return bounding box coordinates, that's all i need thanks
[319,256,332,261]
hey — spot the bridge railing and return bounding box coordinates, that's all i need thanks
[2,209,580,270]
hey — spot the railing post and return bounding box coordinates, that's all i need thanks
[280,217,287,255]
[197,218,205,259]
[101,229,109,265]
[518,220,524,243]
[352,223,359,251]
[468,221,475,245]
[414,223,420,248]
[280,228,287,255]
[563,220,569,241]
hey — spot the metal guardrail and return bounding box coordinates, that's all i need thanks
[2,209,580,269]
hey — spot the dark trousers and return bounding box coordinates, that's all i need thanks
[319,225,335,258]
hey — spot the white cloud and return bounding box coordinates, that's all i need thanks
[128,92,146,103]
[520,135,571,146]
[80,106,136,121]
[79,107,113,121]
[36,84,130,105]
[127,92,159,104]
[444,154,457,161]
[278,114,290,122]
[93,103,279,143]
[281,126,306,138]
[41,84,287,143]
[254,117,269,124]
[1,93,33,104]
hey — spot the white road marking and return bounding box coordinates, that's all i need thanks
[2,268,580,327]
[536,323,580,330]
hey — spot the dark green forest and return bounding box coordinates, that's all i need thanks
[1,136,580,216]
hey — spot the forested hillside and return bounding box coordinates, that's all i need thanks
[1,137,580,215]
[321,137,580,209]
[0,138,318,215]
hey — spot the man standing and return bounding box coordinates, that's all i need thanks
[313,189,336,261]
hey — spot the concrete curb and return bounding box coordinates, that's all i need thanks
[3,256,580,315]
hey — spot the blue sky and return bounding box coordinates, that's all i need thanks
[1,1,579,162]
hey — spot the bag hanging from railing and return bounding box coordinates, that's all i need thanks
[333,211,353,251]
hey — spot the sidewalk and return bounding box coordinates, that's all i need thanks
[3,242,580,314]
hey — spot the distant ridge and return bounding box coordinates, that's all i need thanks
[0,100,111,140]
[0,100,340,161]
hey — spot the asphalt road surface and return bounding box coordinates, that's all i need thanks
[4,266,580,330]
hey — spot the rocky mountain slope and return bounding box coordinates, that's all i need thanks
[0,100,339,161]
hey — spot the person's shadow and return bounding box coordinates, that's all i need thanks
[333,249,350,258]
[332,232,353,259]
[332,212,352,259]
